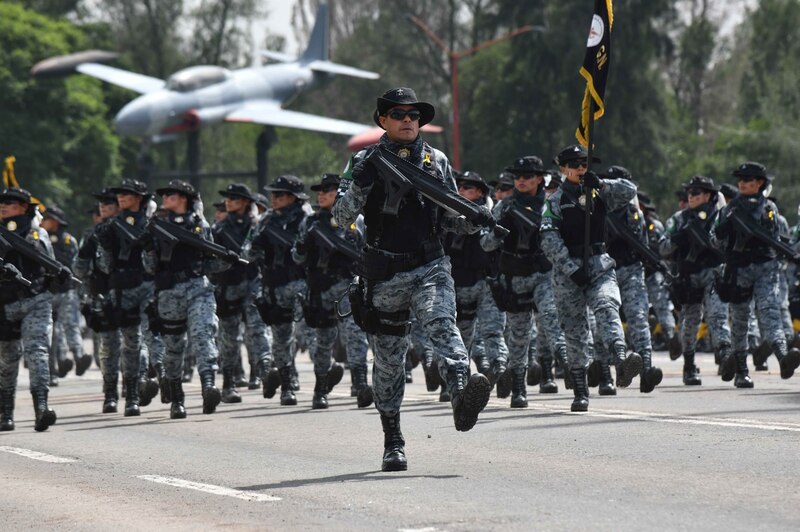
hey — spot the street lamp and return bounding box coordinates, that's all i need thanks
[407,15,545,169]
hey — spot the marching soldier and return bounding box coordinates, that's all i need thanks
[711,163,800,386]
[41,205,93,379]
[292,173,371,409]
[540,145,643,412]
[143,180,234,418]
[95,179,162,415]
[443,171,510,399]
[212,183,272,404]
[333,87,493,471]
[245,175,309,406]
[0,187,58,432]
[481,157,568,407]
[661,176,731,386]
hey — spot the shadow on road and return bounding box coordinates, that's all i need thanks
[235,470,461,491]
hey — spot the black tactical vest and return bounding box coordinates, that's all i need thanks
[559,183,607,252]
[606,204,646,268]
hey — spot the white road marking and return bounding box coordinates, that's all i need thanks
[136,475,281,502]
[403,393,800,433]
[398,528,442,532]
[0,445,77,463]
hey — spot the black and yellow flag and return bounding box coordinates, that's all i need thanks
[3,155,45,211]
[576,0,613,147]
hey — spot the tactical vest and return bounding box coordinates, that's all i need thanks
[607,204,645,268]
[212,212,255,285]
[0,215,49,299]
[558,184,607,255]
[110,210,147,272]
[153,212,205,288]
[674,205,721,275]
[49,228,76,292]
[496,191,551,276]
[304,210,355,293]
[723,196,778,266]
[254,203,304,288]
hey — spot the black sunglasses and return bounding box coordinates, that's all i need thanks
[457,182,479,190]
[99,199,118,205]
[386,108,421,121]
[318,185,339,193]
[737,176,759,182]
[271,191,290,198]
[686,188,706,196]
[514,174,541,180]
[565,160,588,169]
[161,191,179,197]
[497,184,514,192]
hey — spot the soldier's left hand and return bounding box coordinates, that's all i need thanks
[581,171,602,191]
[473,205,495,228]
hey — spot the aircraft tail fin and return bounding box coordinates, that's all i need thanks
[300,2,329,63]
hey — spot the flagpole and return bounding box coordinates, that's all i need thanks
[582,98,596,277]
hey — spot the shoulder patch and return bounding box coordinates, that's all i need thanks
[32,230,39,240]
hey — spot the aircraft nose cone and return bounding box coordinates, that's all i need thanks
[114,98,152,136]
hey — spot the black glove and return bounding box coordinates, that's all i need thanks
[351,158,375,188]
[56,267,73,284]
[224,250,240,264]
[671,228,688,248]
[472,205,495,228]
[570,268,590,287]
[581,171,602,191]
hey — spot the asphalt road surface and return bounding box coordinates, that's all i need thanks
[2,349,798,531]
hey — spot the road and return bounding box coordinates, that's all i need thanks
[1,350,798,531]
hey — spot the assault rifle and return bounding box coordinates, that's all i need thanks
[504,204,539,251]
[147,217,248,265]
[684,221,724,263]
[260,224,295,250]
[606,215,673,279]
[0,255,32,287]
[0,224,80,285]
[308,221,361,263]
[729,210,800,261]
[109,217,145,261]
[367,146,509,236]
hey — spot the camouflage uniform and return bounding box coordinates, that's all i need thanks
[540,160,643,412]
[643,214,677,348]
[0,205,58,432]
[711,163,800,386]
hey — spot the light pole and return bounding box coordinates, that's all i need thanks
[408,15,545,170]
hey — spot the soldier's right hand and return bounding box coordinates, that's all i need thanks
[569,268,590,287]
[351,159,375,188]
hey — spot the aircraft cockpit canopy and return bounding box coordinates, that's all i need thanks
[166,66,231,92]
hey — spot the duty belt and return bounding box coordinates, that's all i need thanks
[362,240,444,281]
[567,243,606,258]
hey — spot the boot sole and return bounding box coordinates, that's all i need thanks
[357,386,373,409]
[527,362,542,386]
[327,364,344,391]
[381,459,408,472]
[221,393,242,404]
[75,356,93,376]
[668,336,682,361]
[780,349,800,379]
[424,363,440,392]
[263,370,280,399]
[34,410,57,432]
[587,360,601,388]
[496,370,512,399]
[720,355,737,382]
[138,380,159,407]
[616,354,643,388]
[640,367,663,394]
[454,374,491,432]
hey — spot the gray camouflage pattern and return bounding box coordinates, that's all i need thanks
[51,289,83,363]
[727,260,786,355]
[455,280,508,369]
[675,267,731,353]
[616,262,652,358]
[646,271,676,338]
[308,279,368,374]
[217,277,272,371]
[267,279,305,369]
[0,292,53,392]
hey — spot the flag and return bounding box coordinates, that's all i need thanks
[576,0,613,147]
[3,155,45,212]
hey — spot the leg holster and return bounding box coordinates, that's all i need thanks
[349,279,410,336]
[255,288,294,325]
[714,265,753,304]
[487,275,535,313]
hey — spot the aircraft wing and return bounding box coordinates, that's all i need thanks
[307,60,380,80]
[225,101,371,136]
[76,63,165,94]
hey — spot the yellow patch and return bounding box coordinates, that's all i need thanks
[32,230,39,240]
[634,212,639,220]
[65,234,71,245]
[649,223,654,231]
[194,226,202,233]
[423,152,432,165]
[350,223,356,231]
[6,220,17,231]
[768,210,774,220]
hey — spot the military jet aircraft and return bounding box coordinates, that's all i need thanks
[32,3,377,138]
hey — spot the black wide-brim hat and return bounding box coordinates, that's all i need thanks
[92,187,118,203]
[732,161,768,180]
[109,178,149,196]
[553,144,601,166]
[373,87,435,128]
[488,172,515,188]
[263,175,309,200]
[0,187,36,205]
[310,173,341,191]
[219,182,256,201]
[156,179,198,199]
[456,171,490,194]
[505,156,546,175]
[43,205,68,226]
[685,174,719,192]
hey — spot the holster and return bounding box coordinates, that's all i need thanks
[255,292,294,325]
[456,299,478,322]
[348,280,410,336]
[487,275,535,313]
[714,265,753,304]
[302,291,337,329]
[669,277,705,305]
[215,290,244,319]
[81,298,118,332]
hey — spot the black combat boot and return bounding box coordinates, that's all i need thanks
[682,351,702,386]
[495,367,512,399]
[123,376,141,417]
[487,358,507,388]
[138,375,159,407]
[289,364,300,392]
[473,354,491,376]
[598,362,616,396]
[234,357,248,388]
[774,344,800,380]
[248,362,261,390]
[451,369,491,432]
[422,355,440,392]
[31,389,57,432]
[57,357,73,379]
[510,368,528,408]
[719,344,736,382]
[102,374,118,413]
[327,363,344,394]
[639,351,663,394]
[668,333,682,361]
[279,366,297,406]
[0,388,15,431]
[380,413,407,471]
[262,366,280,399]
[526,359,541,387]
[538,355,558,394]
[587,359,601,388]
[155,363,171,404]
[570,367,589,412]
[612,344,643,388]
[200,371,221,414]
[169,378,186,419]
[439,373,450,402]
[734,350,754,389]
[75,353,93,376]
[752,341,772,371]
[349,368,359,397]
[556,347,573,390]
[312,373,329,410]
[352,365,373,408]
[221,368,242,404]
[405,355,414,383]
